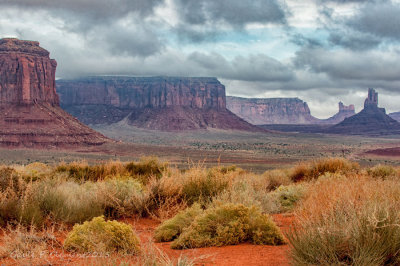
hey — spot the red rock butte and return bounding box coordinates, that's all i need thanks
[0,38,109,147]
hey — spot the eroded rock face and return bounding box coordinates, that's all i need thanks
[328,89,400,136]
[226,96,319,125]
[226,96,355,125]
[0,38,59,105]
[321,102,355,124]
[57,76,225,110]
[57,76,261,131]
[0,38,109,147]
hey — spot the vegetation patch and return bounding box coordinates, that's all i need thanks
[64,216,140,255]
[170,203,285,249]
[290,157,359,182]
[154,203,203,242]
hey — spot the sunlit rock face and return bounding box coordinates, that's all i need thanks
[0,38,109,147]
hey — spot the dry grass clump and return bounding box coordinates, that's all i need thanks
[368,164,399,179]
[160,203,285,249]
[288,175,400,265]
[126,157,168,183]
[55,160,127,182]
[0,225,61,262]
[64,216,140,255]
[290,157,359,182]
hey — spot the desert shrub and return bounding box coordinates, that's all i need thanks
[126,157,168,183]
[0,190,20,226]
[55,161,126,182]
[34,179,104,224]
[180,166,235,205]
[97,178,143,218]
[288,176,400,265]
[64,216,140,255]
[368,164,398,179]
[154,203,203,242]
[0,166,24,193]
[262,169,292,191]
[290,157,359,182]
[171,203,285,249]
[19,162,52,181]
[210,178,280,214]
[270,184,306,212]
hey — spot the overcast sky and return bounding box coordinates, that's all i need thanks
[1,0,400,118]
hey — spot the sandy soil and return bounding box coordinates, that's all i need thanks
[0,214,293,266]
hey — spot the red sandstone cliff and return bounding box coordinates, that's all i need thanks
[56,77,261,132]
[0,38,109,147]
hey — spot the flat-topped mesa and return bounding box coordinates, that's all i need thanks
[57,76,226,110]
[0,38,59,105]
[57,76,262,131]
[226,96,319,125]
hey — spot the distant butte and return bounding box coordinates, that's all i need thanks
[226,96,355,125]
[0,38,109,147]
[327,88,400,136]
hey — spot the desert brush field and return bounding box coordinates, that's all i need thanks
[1,157,400,265]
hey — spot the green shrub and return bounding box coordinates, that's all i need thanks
[154,203,203,242]
[368,164,398,179]
[64,216,140,255]
[171,203,285,249]
[271,185,306,212]
[290,157,359,182]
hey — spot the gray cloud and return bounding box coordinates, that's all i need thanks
[0,0,163,19]
[176,0,286,26]
[174,0,287,42]
[347,1,400,40]
[328,30,381,50]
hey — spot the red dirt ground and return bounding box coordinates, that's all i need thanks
[0,214,293,266]
[365,147,400,157]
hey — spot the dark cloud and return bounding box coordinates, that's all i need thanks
[347,1,400,40]
[0,0,163,19]
[174,0,287,42]
[328,30,381,50]
[294,47,400,83]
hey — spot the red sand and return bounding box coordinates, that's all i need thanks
[0,214,293,266]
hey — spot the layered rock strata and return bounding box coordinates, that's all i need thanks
[0,38,109,147]
[226,96,355,125]
[57,77,260,131]
[226,96,319,125]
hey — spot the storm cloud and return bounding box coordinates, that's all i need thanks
[0,0,400,116]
